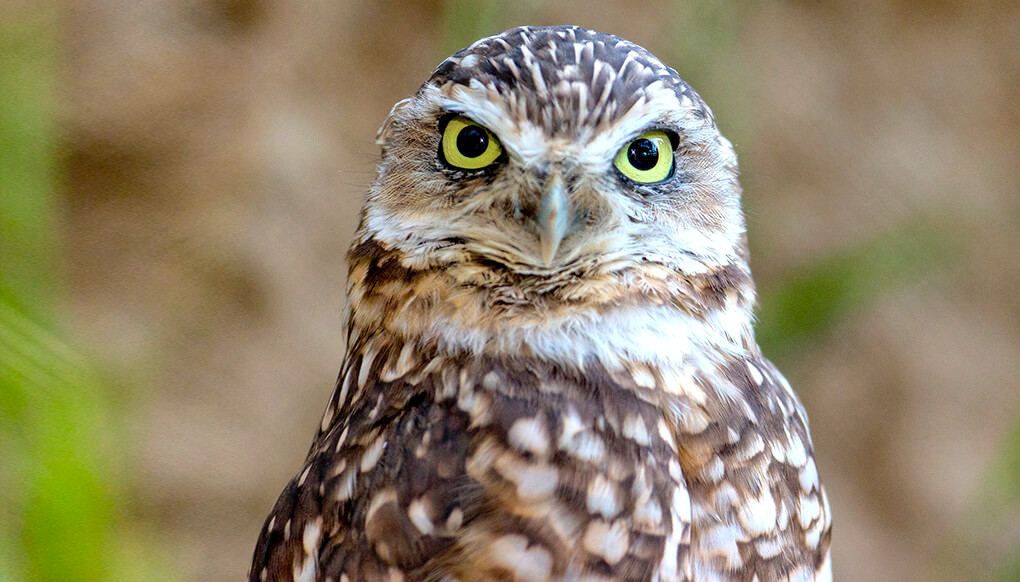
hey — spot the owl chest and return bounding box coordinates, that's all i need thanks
[318,354,693,581]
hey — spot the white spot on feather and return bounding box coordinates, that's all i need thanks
[446,507,463,532]
[798,493,821,529]
[786,433,808,467]
[800,457,820,492]
[737,489,778,537]
[509,416,550,457]
[495,453,559,500]
[561,430,605,462]
[674,405,711,434]
[697,523,743,569]
[490,535,553,582]
[582,520,629,565]
[622,414,651,445]
[558,406,585,446]
[334,467,357,501]
[292,518,321,582]
[380,342,416,382]
[407,498,434,535]
[360,435,387,472]
[671,487,692,523]
[358,342,379,389]
[746,361,764,386]
[586,474,620,518]
[755,535,784,559]
[703,456,724,482]
[630,364,656,389]
[633,495,663,530]
[736,432,765,462]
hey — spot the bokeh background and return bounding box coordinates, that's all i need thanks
[2,1,1018,580]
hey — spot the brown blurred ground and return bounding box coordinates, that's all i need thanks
[61,1,1019,580]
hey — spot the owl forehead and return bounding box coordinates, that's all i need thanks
[427,26,713,141]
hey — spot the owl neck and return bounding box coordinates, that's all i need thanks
[345,237,758,372]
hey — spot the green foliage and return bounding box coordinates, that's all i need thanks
[993,420,1020,507]
[1,300,114,580]
[441,0,502,56]
[0,7,175,582]
[0,7,59,323]
[755,216,956,363]
[987,419,1020,582]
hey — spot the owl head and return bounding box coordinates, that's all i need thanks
[350,26,754,361]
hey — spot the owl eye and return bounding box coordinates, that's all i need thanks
[613,130,675,183]
[439,116,503,170]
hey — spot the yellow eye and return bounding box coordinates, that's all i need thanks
[613,130,675,183]
[440,116,503,170]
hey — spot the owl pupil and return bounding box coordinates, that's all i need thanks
[628,139,659,171]
[457,126,488,158]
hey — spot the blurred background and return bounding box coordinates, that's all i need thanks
[2,0,1017,580]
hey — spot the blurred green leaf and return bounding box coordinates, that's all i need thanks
[1,299,114,581]
[441,0,502,56]
[756,216,955,363]
[988,418,1020,582]
[991,418,1020,505]
[0,5,176,581]
[0,6,59,324]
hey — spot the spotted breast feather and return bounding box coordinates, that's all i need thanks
[251,332,692,582]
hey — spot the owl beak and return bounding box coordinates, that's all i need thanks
[536,173,570,266]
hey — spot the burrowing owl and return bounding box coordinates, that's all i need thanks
[248,26,831,582]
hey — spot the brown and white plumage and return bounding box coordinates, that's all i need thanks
[249,26,831,582]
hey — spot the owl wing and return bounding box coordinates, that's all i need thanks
[757,357,833,580]
[248,376,470,582]
[669,354,832,581]
[249,346,693,582]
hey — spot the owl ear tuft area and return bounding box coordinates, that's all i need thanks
[376,97,416,157]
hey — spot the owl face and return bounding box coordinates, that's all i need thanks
[362,26,744,279]
[353,26,753,354]
[345,26,759,368]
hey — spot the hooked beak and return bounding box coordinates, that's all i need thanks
[535,173,571,266]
